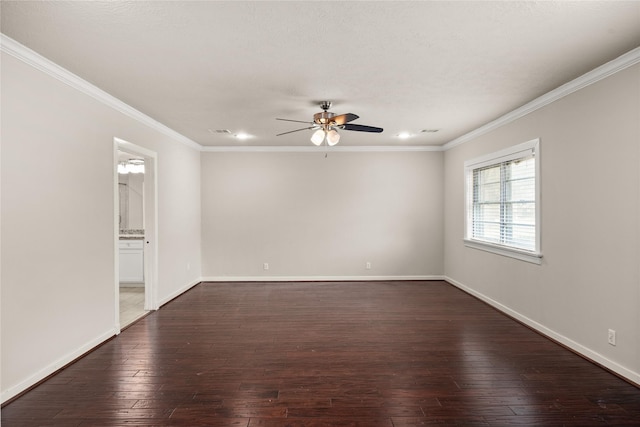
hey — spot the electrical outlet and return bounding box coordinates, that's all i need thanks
[608,329,616,346]
[366,262,371,270]
[263,262,269,271]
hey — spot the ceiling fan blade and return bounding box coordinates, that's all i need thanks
[276,118,312,124]
[342,124,383,133]
[276,126,316,136]
[331,113,359,125]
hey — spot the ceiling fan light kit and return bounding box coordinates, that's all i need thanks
[310,128,325,146]
[276,101,383,146]
[326,129,340,146]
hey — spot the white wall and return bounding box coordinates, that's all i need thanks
[0,50,202,402]
[443,63,640,384]
[201,151,444,280]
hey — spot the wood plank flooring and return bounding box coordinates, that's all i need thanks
[3,281,640,426]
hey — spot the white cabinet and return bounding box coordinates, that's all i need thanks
[119,239,144,283]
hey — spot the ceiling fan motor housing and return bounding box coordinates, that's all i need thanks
[313,111,336,125]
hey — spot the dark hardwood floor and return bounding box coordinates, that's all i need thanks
[3,280,640,426]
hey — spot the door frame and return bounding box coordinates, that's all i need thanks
[113,137,159,332]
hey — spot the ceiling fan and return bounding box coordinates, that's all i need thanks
[276,101,383,146]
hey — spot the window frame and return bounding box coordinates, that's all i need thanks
[464,139,542,264]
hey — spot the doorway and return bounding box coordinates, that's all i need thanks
[114,138,158,331]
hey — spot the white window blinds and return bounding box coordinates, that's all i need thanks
[465,139,541,262]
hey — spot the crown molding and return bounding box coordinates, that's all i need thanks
[5,33,637,154]
[0,34,201,151]
[201,144,444,153]
[1,33,439,155]
[443,46,640,151]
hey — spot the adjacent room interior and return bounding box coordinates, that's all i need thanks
[117,151,148,327]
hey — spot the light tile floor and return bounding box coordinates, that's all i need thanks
[119,286,147,327]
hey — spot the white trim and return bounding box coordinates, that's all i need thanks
[0,34,201,151]
[146,154,159,311]
[157,278,202,307]
[113,142,121,332]
[115,138,158,159]
[1,328,118,403]
[1,269,201,403]
[3,34,638,154]
[115,138,160,315]
[201,275,444,282]
[201,145,444,153]
[463,239,542,265]
[444,276,640,387]
[443,46,640,151]
[464,139,538,169]
[464,138,541,260]
[0,34,440,155]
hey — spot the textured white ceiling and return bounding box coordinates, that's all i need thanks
[2,1,639,147]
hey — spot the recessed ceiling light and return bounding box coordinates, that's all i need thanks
[234,132,251,140]
[397,132,412,139]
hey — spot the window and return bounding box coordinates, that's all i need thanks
[464,139,541,264]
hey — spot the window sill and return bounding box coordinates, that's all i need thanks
[464,239,542,265]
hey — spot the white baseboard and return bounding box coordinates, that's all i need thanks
[2,277,206,404]
[444,275,640,387]
[1,327,118,404]
[201,275,444,282]
[156,277,202,307]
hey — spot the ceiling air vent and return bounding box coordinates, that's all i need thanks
[209,129,231,134]
[420,129,439,133]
